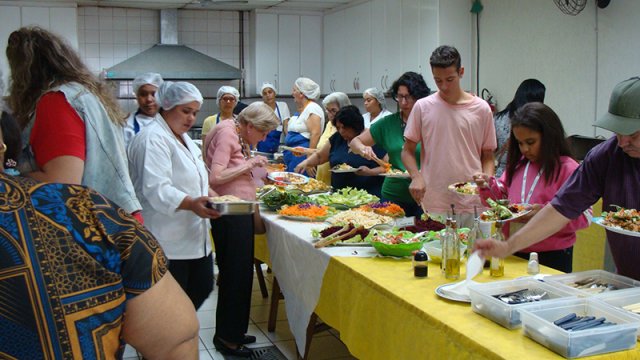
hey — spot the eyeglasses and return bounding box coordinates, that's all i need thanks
[394,94,414,103]
[220,96,237,103]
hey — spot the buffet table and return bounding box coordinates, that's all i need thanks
[261,212,640,359]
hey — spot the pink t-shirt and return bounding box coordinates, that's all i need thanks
[205,120,257,200]
[404,93,496,213]
[479,156,589,252]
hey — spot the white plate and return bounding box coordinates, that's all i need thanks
[279,214,329,222]
[267,171,309,185]
[331,167,358,173]
[435,283,471,303]
[478,205,532,224]
[379,172,410,178]
[447,182,479,195]
[593,216,640,237]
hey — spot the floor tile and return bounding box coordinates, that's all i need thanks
[199,327,216,350]
[306,335,353,360]
[256,320,294,342]
[249,302,287,323]
[246,323,271,347]
[273,340,299,360]
[199,294,218,311]
[199,349,214,359]
[196,309,216,329]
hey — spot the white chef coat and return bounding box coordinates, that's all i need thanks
[128,117,211,260]
[363,109,393,128]
[123,110,162,149]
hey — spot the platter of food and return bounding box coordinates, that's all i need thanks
[311,223,371,248]
[267,171,309,185]
[379,168,410,178]
[265,163,286,173]
[331,163,358,173]
[260,190,311,211]
[356,202,406,218]
[325,209,394,229]
[479,199,532,223]
[207,195,258,215]
[593,207,640,237]
[448,182,479,195]
[314,187,379,209]
[277,203,336,221]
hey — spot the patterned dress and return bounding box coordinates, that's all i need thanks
[0,174,167,359]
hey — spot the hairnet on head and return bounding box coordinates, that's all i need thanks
[217,86,240,105]
[363,87,387,110]
[156,81,203,111]
[294,77,320,100]
[261,82,277,95]
[132,72,163,95]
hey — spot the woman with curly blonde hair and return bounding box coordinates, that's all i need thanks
[6,26,142,219]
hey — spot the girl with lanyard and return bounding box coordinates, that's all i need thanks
[474,102,588,273]
[257,83,290,153]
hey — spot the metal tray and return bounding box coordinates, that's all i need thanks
[208,201,257,215]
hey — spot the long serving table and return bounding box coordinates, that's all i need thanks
[260,212,640,359]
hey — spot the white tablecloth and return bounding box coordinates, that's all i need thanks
[262,212,377,355]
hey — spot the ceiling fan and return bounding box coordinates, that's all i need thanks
[552,0,611,16]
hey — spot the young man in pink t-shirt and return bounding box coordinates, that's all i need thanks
[401,45,496,227]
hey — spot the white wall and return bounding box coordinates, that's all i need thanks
[478,0,640,137]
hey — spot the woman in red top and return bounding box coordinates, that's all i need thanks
[6,27,141,220]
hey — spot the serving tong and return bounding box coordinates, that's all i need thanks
[492,288,548,305]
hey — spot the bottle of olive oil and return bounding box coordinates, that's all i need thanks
[441,214,453,274]
[490,221,505,277]
[444,219,461,280]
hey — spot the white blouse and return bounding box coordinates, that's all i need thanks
[128,117,211,260]
[287,101,325,139]
[363,109,393,128]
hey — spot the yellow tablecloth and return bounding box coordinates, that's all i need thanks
[315,256,640,359]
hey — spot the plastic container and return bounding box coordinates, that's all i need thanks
[519,297,640,358]
[544,270,640,297]
[595,287,640,320]
[469,278,578,329]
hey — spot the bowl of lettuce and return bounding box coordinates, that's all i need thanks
[313,187,379,209]
[365,228,428,257]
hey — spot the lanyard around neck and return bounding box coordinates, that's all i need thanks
[521,161,543,204]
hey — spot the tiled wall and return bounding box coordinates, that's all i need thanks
[77,6,246,124]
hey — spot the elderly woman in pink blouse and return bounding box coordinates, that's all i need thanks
[204,102,278,357]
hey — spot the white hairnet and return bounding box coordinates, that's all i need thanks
[216,86,240,105]
[261,82,277,94]
[363,87,387,110]
[156,81,203,111]
[294,77,320,100]
[132,72,163,95]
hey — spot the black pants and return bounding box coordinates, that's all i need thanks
[516,246,573,273]
[168,253,214,310]
[210,214,254,343]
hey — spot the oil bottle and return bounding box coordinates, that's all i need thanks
[490,221,505,277]
[444,219,461,280]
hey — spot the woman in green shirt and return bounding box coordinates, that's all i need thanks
[349,72,430,216]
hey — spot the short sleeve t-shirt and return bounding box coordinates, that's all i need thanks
[287,102,325,139]
[369,112,420,204]
[31,91,86,168]
[404,93,496,213]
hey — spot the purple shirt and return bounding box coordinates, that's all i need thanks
[551,137,640,280]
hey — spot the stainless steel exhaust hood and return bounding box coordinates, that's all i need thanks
[105,9,242,80]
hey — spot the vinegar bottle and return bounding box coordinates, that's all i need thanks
[490,222,505,277]
[444,219,461,280]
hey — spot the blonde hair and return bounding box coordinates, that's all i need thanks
[237,102,278,132]
[6,27,125,128]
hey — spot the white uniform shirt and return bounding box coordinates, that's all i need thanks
[128,118,211,260]
[363,109,393,128]
[286,101,325,139]
[123,110,162,149]
[273,101,291,131]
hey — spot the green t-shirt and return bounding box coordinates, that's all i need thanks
[369,112,421,204]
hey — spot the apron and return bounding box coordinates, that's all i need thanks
[257,104,283,153]
[283,131,309,174]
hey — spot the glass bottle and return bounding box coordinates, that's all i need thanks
[441,214,453,274]
[413,250,429,278]
[444,219,461,280]
[490,222,505,277]
[466,207,481,258]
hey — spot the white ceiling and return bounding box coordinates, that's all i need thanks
[68,0,356,12]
